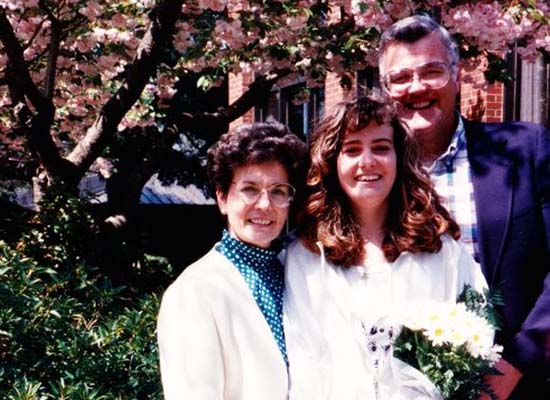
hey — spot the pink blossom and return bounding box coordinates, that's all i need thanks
[91,28,107,43]
[156,73,178,100]
[213,19,245,49]
[181,2,202,15]
[0,0,38,10]
[23,47,36,61]
[198,0,227,12]
[228,0,251,13]
[0,87,11,106]
[384,0,416,20]
[298,0,317,8]
[325,53,346,75]
[286,14,308,31]
[130,0,155,9]
[79,1,104,21]
[184,58,208,73]
[97,55,117,71]
[305,71,325,89]
[13,18,37,40]
[352,0,393,30]
[67,98,88,118]
[59,119,77,134]
[275,73,300,88]
[75,36,96,53]
[174,31,194,52]
[110,13,127,29]
[442,3,526,52]
[360,48,378,67]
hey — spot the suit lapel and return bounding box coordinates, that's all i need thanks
[465,121,514,284]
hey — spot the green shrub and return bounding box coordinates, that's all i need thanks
[0,241,163,399]
[1,186,167,399]
[16,183,100,270]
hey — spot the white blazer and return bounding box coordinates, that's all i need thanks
[157,247,288,400]
[283,235,488,400]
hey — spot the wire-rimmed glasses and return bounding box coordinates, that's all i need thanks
[231,181,296,208]
[382,61,453,97]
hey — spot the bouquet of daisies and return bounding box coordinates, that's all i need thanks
[393,285,504,400]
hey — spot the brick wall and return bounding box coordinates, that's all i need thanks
[228,71,256,130]
[460,67,504,123]
[229,68,505,128]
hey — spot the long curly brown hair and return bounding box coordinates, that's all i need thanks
[300,94,459,267]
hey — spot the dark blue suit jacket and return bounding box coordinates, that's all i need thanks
[465,119,550,398]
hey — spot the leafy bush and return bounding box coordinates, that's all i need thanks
[0,186,168,399]
[15,183,100,270]
[0,240,163,399]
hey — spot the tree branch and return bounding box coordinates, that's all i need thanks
[66,0,185,176]
[39,0,61,99]
[0,10,73,182]
[0,10,52,112]
[166,71,286,141]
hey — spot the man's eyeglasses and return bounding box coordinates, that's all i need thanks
[232,182,296,208]
[382,61,452,96]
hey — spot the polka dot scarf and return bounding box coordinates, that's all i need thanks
[216,229,288,365]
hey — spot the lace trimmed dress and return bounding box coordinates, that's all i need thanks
[283,235,488,400]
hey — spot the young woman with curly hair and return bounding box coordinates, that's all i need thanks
[283,94,489,400]
[301,93,460,266]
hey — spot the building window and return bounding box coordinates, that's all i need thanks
[356,66,381,97]
[505,50,550,127]
[255,82,325,140]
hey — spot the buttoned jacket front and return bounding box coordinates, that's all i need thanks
[465,119,550,388]
[157,247,288,400]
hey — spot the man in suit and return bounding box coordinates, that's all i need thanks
[378,14,550,399]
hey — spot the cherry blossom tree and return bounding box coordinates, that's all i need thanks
[0,0,548,222]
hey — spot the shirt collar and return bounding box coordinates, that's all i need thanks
[425,114,466,171]
[216,229,281,269]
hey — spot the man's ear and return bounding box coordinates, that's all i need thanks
[216,188,227,215]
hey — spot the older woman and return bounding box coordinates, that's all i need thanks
[284,94,488,399]
[157,121,306,399]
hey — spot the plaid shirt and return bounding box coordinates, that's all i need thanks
[425,117,480,262]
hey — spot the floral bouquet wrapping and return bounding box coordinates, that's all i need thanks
[393,285,503,400]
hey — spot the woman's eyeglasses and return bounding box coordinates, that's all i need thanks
[232,182,296,208]
[382,61,452,96]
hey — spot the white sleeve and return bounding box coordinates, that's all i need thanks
[454,239,488,295]
[284,240,326,350]
[283,240,331,399]
[157,277,225,400]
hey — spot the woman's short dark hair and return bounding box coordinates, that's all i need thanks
[207,120,307,196]
[300,93,459,266]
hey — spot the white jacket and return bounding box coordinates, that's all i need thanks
[283,235,488,400]
[158,247,288,400]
